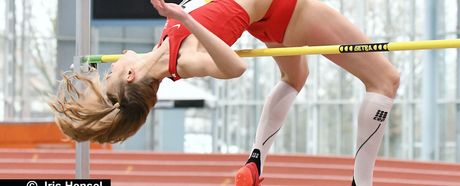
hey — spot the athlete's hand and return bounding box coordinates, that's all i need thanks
[151,0,188,21]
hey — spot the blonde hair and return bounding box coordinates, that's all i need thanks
[49,68,160,143]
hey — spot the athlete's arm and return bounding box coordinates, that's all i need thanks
[177,51,239,79]
[151,0,247,78]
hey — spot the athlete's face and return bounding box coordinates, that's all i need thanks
[105,50,139,95]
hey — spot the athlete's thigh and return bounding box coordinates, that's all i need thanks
[266,43,308,91]
[295,0,397,85]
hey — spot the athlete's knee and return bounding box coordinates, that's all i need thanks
[383,65,400,96]
[280,67,309,91]
[390,70,400,92]
[366,67,400,98]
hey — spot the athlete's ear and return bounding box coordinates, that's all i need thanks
[127,68,136,83]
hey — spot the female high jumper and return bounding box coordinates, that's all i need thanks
[49,0,399,185]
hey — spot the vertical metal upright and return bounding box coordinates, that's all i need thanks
[75,0,91,179]
[456,0,460,162]
[4,0,17,120]
[421,0,438,161]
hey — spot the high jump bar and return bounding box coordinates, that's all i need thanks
[81,39,460,63]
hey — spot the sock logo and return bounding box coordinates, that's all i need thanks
[247,149,262,176]
[373,110,388,122]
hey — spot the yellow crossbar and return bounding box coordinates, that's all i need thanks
[82,39,460,63]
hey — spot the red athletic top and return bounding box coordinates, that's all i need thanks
[158,0,297,81]
[157,0,249,81]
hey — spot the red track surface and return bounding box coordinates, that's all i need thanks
[0,149,459,186]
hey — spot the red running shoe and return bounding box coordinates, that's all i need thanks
[235,162,263,186]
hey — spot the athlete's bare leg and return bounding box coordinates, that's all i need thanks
[286,0,399,98]
[285,1,399,185]
[236,44,308,186]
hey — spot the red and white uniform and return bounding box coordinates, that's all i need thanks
[157,0,297,81]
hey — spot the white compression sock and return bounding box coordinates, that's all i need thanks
[247,81,298,176]
[353,92,393,186]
